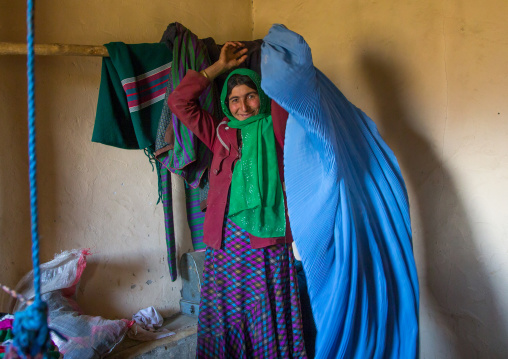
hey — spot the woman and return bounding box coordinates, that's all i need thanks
[168,42,307,358]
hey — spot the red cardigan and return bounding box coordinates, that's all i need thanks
[168,70,293,249]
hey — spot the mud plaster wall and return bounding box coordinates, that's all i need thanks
[2,1,508,357]
[253,0,508,358]
[0,0,252,319]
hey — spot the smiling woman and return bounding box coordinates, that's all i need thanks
[225,80,261,121]
[168,42,307,358]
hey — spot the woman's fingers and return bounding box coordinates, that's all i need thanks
[234,48,248,64]
[225,41,243,47]
[223,41,243,51]
[235,47,248,58]
[235,53,248,66]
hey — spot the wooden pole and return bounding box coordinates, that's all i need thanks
[0,42,109,57]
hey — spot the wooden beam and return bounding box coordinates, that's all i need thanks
[0,42,109,57]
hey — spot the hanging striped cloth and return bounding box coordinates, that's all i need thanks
[92,42,172,150]
[157,23,215,280]
[159,23,215,188]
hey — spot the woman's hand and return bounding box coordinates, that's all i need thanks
[202,41,248,81]
[218,42,248,71]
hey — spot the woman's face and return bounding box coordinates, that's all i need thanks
[228,84,261,121]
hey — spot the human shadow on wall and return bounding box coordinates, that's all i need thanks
[359,52,507,358]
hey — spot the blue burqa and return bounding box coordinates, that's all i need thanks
[261,25,419,358]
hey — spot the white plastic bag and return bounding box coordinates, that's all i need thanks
[11,249,132,359]
[10,249,90,313]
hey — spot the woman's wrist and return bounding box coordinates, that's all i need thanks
[200,69,210,80]
[201,61,227,81]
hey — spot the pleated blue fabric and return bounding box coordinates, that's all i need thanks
[261,24,419,359]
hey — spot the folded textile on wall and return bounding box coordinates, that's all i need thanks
[93,42,172,149]
[261,25,419,358]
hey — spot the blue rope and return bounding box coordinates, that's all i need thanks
[26,0,41,304]
[10,0,52,357]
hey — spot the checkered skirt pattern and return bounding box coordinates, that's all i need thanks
[197,218,307,358]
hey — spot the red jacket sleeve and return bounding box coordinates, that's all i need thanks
[167,70,219,150]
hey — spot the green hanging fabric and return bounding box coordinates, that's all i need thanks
[221,69,286,238]
[92,42,172,149]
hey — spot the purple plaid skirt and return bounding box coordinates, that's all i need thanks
[196,217,307,358]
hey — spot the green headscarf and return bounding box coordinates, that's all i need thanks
[221,68,286,238]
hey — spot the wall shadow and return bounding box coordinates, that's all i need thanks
[359,51,507,358]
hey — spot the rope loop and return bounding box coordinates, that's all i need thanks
[11,300,51,359]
